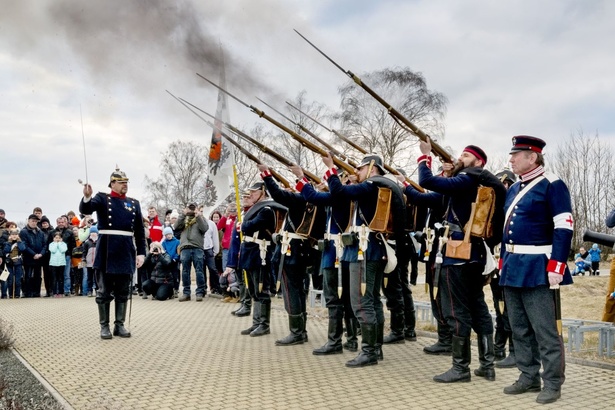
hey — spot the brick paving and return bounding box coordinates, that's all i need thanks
[1,294,613,409]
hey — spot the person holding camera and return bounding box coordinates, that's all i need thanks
[142,242,174,300]
[80,167,147,340]
[2,228,26,299]
[174,203,208,302]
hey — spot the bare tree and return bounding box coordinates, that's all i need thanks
[336,67,448,174]
[552,130,615,253]
[143,140,209,211]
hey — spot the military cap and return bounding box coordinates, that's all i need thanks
[357,154,385,174]
[108,166,129,188]
[510,135,546,154]
[495,169,517,185]
[463,145,487,165]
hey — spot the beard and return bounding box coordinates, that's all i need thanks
[452,161,466,175]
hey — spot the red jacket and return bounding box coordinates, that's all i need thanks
[149,215,163,243]
[217,215,237,250]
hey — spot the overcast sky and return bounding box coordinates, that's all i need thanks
[1,0,613,225]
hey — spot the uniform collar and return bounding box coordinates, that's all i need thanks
[520,165,544,182]
[110,191,127,199]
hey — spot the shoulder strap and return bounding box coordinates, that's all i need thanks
[504,176,545,223]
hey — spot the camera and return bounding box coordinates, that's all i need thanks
[187,204,197,211]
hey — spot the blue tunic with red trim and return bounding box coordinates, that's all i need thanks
[499,171,574,287]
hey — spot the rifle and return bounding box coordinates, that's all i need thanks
[196,73,356,175]
[255,97,356,166]
[166,90,292,188]
[294,30,454,164]
[286,101,425,192]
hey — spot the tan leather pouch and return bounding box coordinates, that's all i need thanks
[445,240,472,260]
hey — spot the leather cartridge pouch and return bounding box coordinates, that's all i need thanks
[369,187,393,233]
[470,186,496,238]
[296,204,317,237]
[317,238,329,252]
[445,203,475,260]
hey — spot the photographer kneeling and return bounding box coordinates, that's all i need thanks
[142,242,174,300]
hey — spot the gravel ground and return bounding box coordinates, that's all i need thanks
[0,349,63,410]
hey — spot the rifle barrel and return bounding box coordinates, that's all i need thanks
[294,30,454,164]
[166,90,292,188]
[257,97,353,165]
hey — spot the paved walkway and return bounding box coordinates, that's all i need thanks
[1,294,613,409]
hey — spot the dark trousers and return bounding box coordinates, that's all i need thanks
[50,265,65,295]
[349,260,385,326]
[505,286,565,390]
[247,264,271,305]
[426,260,448,327]
[439,263,493,337]
[3,264,24,298]
[42,263,52,296]
[204,248,220,293]
[22,264,43,297]
[95,271,132,304]
[322,263,354,320]
[490,271,512,353]
[280,263,308,315]
[142,280,174,300]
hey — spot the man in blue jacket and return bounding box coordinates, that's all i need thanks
[500,136,573,404]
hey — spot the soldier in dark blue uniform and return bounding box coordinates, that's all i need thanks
[322,153,405,367]
[290,165,358,354]
[500,136,573,405]
[411,139,506,383]
[80,167,147,340]
[238,182,284,338]
[257,164,325,346]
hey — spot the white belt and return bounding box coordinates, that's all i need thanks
[243,235,271,246]
[505,244,552,254]
[323,233,342,243]
[283,232,307,241]
[350,225,373,234]
[98,229,134,237]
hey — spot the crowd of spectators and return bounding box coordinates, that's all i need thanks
[0,205,237,302]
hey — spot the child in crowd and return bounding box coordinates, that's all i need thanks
[2,228,26,298]
[161,227,180,298]
[82,226,98,297]
[49,231,67,297]
[588,244,602,276]
[220,268,240,303]
[71,226,84,295]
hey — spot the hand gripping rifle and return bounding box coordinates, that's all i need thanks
[166,90,292,188]
[294,29,454,165]
[196,73,356,176]
[285,100,424,192]
[173,93,322,185]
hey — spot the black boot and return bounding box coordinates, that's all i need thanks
[474,334,496,381]
[302,312,308,342]
[494,327,507,361]
[424,322,452,355]
[98,303,112,340]
[496,336,516,368]
[250,301,271,337]
[375,322,384,361]
[113,301,131,338]
[233,285,252,316]
[343,317,359,352]
[241,301,260,335]
[383,312,405,344]
[276,314,304,345]
[404,305,417,341]
[346,323,378,367]
[433,335,471,383]
[313,312,343,355]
